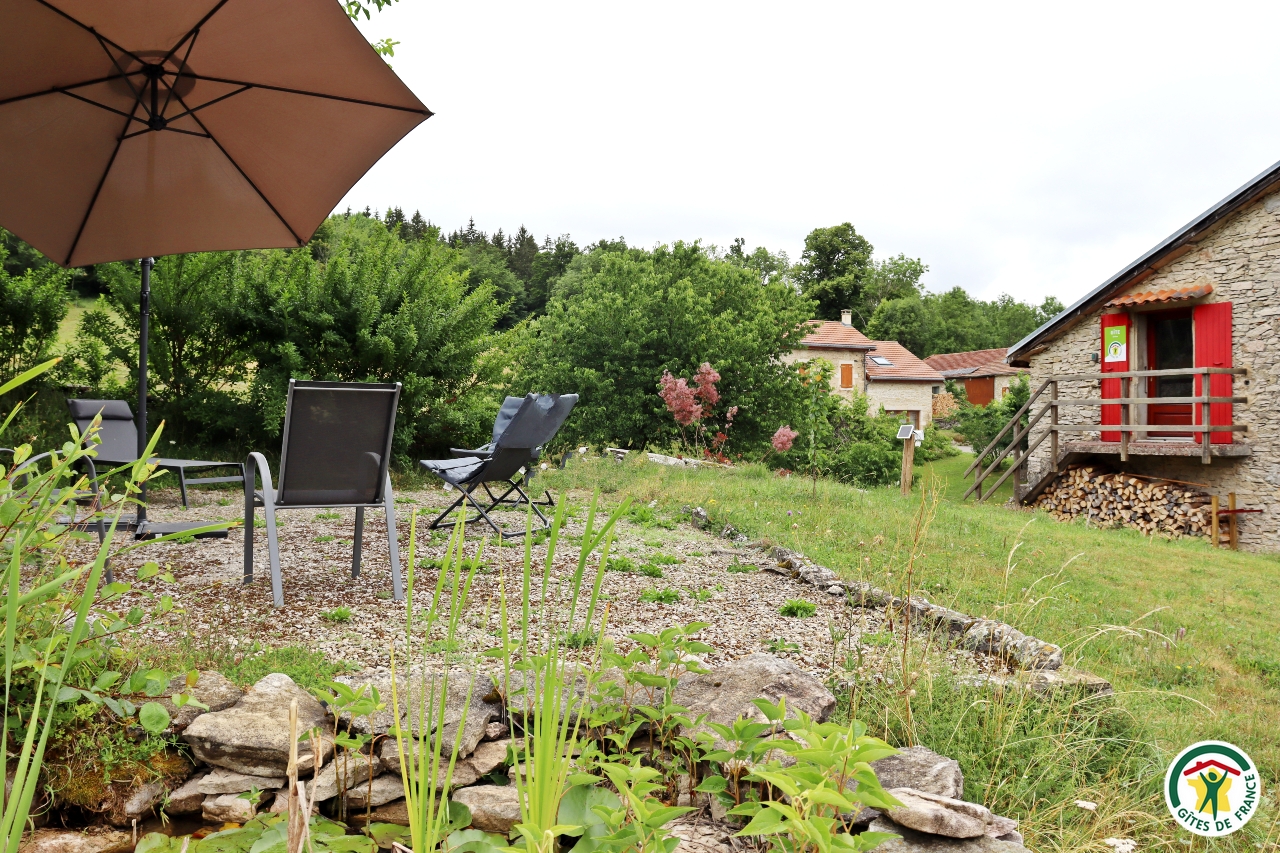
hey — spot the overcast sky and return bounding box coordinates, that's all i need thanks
[342,2,1280,307]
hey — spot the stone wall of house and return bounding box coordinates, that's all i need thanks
[1024,191,1280,551]
[781,348,866,400]
[866,382,935,428]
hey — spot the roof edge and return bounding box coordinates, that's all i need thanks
[1006,157,1280,366]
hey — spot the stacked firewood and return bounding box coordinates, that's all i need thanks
[1031,466,1212,538]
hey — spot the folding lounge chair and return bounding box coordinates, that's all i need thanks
[244,380,405,607]
[448,395,556,511]
[421,393,578,538]
[67,399,245,509]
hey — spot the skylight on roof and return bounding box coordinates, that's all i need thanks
[870,356,894,366]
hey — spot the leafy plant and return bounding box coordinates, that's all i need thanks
[648,553,681,565]
[726,559,758,573]
[765,638,801,654]
[638,563,664,579]
[321,606,353,624]
[779,599,817,618]
[639,588,680,605]
[605,557,635,573]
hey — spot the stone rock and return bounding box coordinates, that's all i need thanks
[197,768,286,795]
[378,737,508,789]
[115,782,165,823]
[267,788,318,815]
[18,829,133,853]
[483,722,509,741]
[667,814,734,853]
[870,747,964,799]
[158,671,244,730]
[961,621,1062,671]
[869,817,1029,852]
[183,673,333,776]
[334,670,501,759]
[673,653,835,743]
[308,751,380,802]
[452,785,522,833]
[202,792,257,823]
[345,774,405,809]
[690,506,710,529]
[957,667,1112,697]
[352,799,410,826]
[886,789,987,838]
[884,789,1019,841]
[163,775,206,815]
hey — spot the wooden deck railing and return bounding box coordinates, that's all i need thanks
[963,367,1248,502]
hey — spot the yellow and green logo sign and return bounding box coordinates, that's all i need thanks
[1104,324,1127,363]
[1164,741,1261,837]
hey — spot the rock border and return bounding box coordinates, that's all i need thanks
[693,509,1112,695]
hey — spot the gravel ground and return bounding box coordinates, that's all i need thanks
[73,484,992,682]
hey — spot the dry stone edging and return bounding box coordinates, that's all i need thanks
[684,509,1111,693]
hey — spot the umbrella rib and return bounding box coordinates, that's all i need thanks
[173,92,305,247]
[58,89,149,125]
[121,126,210,141]
[163,85,252,124]
[159,29,202,118]
[31,0,140,65]
[64,102,141,266]
[186,74,431,115]
[0,74,131,109]
[162,0,234,66]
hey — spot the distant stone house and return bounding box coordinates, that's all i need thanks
[785,310,945,428]
[924,348,1024,406]
[1002,159,1280,551]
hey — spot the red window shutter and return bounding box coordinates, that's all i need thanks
[840,363,853,388]
[1100,313,1129,442]
[1193,302,1233,445]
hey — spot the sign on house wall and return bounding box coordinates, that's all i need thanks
[1104,324,1128,362]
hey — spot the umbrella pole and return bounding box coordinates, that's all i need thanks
[137,257,153,526]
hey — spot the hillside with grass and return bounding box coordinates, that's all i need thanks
[533,454,1280,851]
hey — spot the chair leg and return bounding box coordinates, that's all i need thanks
[507,480,552,529]
[178,467,189,508]
[244,465,255,585]
[428,491,469,530]
[265,502,283,607]
[384,474,403,601]
[353,507,365,579]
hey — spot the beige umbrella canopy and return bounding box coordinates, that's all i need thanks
[0,0,430,267]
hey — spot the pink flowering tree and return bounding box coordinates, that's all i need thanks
[659,362,737,460]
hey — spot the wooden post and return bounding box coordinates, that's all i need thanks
[1228,492,1239,551]
[1210,495,1220,547]
[901,433,915,497]
[1120,376,1130,462]
[1050,380,1059,472]
[1202,368,1212,465]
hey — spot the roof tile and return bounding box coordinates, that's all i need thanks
[1105,283,1214,308]
[864,341,946,382]
[798,321,876,349]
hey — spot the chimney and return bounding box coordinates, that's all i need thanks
[840,309,852,327]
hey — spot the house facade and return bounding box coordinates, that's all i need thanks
[1005,159,1280,551]
[925,348,1023,405]
[786,311,944,428]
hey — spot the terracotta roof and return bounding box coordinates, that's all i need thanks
[864,341,946,382]
[797,320,876,350]
[924,348,1008,372]
[1105,283,1213,308]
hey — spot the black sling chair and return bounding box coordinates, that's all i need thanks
[66,399,244,509]
[421,393,578,538]
[244,380,405,607]
[447,395,557,511]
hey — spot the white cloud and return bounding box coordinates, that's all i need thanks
[342,0,1280,306]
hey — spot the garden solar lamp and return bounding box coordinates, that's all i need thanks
[0,0,429,534]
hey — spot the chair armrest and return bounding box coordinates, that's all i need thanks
[450,447,494,458]
[244,452,276,504]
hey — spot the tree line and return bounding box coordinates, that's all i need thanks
[0,215,1060,466]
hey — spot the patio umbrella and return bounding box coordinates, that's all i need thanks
[0,0,430,526]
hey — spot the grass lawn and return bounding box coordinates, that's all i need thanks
[538,454,1280,851]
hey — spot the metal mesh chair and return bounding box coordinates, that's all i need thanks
[421,393,578,538]
[244,380,404,607]
[67,399,245,507]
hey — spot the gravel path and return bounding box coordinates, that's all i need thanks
[75,484,989,682]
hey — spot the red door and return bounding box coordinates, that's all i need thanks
[1193,302,1233,445]
[1101,313,1130,442]
[1146,308,1194,437]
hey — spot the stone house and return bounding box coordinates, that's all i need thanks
[925,348,1024,406]
[1003,159,1280,551]
[785,310,944,428]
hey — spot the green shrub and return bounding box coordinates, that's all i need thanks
[779,599,817,617]
[639,563,664,578]
[640,588,681,604]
